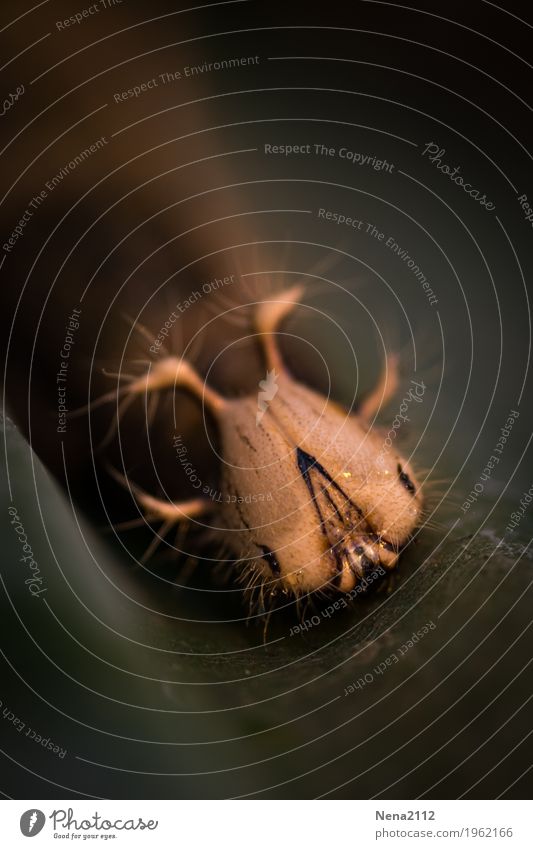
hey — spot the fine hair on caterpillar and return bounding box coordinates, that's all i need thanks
[91,282,426,619]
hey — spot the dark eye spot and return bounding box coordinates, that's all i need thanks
[258,545,280,574]
[397,463,416,495]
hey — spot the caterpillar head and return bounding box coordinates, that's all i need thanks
[213,286,424,597]
[218,372,423,596]
[103,285,424,603]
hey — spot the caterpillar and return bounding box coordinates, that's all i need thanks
[94,284,423,609]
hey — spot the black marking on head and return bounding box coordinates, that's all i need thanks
[258,545,280,575]
[296,448,343,581]
[236,425,257,453]
[296,448,364,517]
[296,447,369,586]
[297,447,328,484]
[397,463,416,495]
[232,492,251,530]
